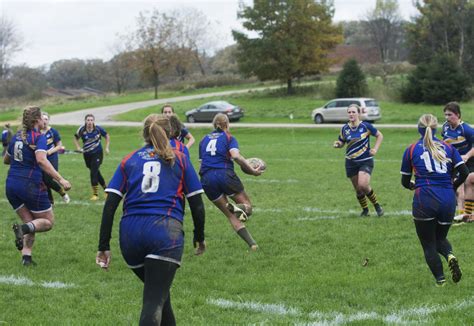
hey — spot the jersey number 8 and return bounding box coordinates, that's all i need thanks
[141,161,161,193]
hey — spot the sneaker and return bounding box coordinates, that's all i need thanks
[360,209,369,217]
[448,255,462,283]
[90,195,99,201]
[62,193,70,203]
[435,279,446,287]
[453,214,465,223]
[12,224,24,251]
[375,204,384,217]
[22,255,37,267]
[226,203,248,222]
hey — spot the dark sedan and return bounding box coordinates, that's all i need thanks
[185,101,244,123]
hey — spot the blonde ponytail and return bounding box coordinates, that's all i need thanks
[213,113,229,131]
[143,114,175,165]
[418,114,450,163]
[21,106,42,142]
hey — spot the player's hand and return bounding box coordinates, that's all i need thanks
[461,154,469,162]
[59,178,72,191]
[253,166,263,176]
[409,181,415,190]
[96,250,111,270]
[333,141,342,148]
[194,241,206,256]
[105,148,110,155]
[370,149,378,156]
[76,148,84,153]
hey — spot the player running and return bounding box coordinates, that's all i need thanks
[333,104,384,217]
[401,114,467,286]
[96,114,205,325]
[5,106,71,266]
[199,113,263,250]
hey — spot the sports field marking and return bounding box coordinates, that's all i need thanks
[208,296,474,324]
[0,275,76,289]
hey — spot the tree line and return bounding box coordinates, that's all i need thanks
[0,0,473,104]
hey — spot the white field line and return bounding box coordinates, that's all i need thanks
[208,297,474,325]
[0,198,411,217]
[0,275,75,289]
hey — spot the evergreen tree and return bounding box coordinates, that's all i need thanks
[336,59,368,97]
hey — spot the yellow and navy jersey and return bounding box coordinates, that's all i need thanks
[338,121,378,162]
[74,125,107,154]
[441,121,474,155]
[43,127,61,161]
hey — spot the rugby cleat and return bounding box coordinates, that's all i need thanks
[435,279,446,287]
[375,204,384,217]
[22,255,37,267]
[448,255,462,283]
[226,203,248,222]
[360,209,369,217]
[90,195,99,201]
[12,223,24,251]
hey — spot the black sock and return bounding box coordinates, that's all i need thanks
[237,228,257,247]
[21,222,35,234]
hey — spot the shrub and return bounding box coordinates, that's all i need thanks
[401,55,471,104]
[336,59,368,98]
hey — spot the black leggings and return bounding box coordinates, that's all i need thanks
[132,259,179,326]
[83,151,106,187]
[43,158,62,202]
[414,219,452,281]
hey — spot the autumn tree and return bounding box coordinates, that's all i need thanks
[233,0,342,94]
[0,16,23,79]
[363,0,405,63]
[406,0,474,74]
[134,9,174,99]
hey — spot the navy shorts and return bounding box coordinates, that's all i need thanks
[6,177,52,213]
[200,169,244,201]
[345,158,374,178]
[412,187,456,224]
[119,215,184,269]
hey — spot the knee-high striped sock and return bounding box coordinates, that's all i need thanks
[92,185,99,196]
[357,194,368,210]
[464,199,474,215]
[366,190,379,206]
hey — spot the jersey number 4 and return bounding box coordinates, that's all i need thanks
[206,139,217,156]
[141,161,161,193]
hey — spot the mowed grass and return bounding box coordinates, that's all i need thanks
[1,126,474,324]
[114,88,474,125]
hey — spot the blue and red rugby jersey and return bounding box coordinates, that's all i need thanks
[400,137,464,188]
[441,121,474,155]
[106,144,203,222]
[199,129,239,174]
[170,138,190,159]
[6,130,48,182]
[338,121,378,162]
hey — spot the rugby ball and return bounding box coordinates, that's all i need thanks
[247,157,266,171]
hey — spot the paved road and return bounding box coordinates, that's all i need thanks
[51,88,416,129]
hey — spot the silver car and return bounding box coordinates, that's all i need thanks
[311,98,382,124]
[185,101,244,123]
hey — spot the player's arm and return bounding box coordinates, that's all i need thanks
[104,133,110,154]
[96,192,122,269]
[36,151,71,190]
[370,131,383,156]
[184,132,195,149]
[48,140,64,156]
[453,163,469,190]
[4,152,10,164]
[401,174,415,190]
[187,193,206,255]
[461,147,474,162]
[73,135,82,152]
[230,149,262,176]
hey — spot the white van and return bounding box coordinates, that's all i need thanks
[311,98,382,124]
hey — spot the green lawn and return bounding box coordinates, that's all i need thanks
[1,126,473,324]
[114,88,474,125]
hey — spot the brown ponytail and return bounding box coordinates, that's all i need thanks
[143,114,175,165]
[21,106,42,142]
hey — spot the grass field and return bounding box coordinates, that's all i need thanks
[1,126,474,324]
[114,88,474,125]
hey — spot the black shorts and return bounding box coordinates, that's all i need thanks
[83,151,103,169]
[345,158,374,178]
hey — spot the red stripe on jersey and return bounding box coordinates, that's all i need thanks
[167,150,186,216]
[409,143,417,174]
[119,149,139,193]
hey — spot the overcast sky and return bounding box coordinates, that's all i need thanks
[2,0,419,67]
